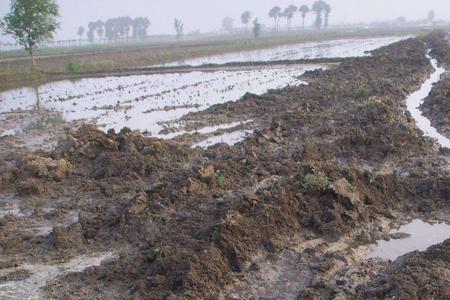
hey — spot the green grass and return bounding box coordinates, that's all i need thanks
[65,62,83,73]
[215,173,225,186]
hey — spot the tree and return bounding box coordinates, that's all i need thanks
[241,11,252,32]
[427,10,435,23]
[312,0,325,29]
[283,5,298,30]
[323,3,331,28]
[77,26,84,40]
[222,17,234,34]
[121,17,133,38]
[95,21,104,41]
[87,21,96,42]
[174,18,184,39]
[2,0,59,68]
[105,18,117,41]
[103,17,135,42]
[269,6,281,31]
[132,17,150,39]
[252,18,261,39]
[299,5,310,30]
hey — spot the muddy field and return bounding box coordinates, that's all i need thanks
[1,31,450,299]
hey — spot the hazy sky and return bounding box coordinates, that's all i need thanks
[0,0,449,40]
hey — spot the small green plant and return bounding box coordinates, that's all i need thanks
[148,247,163,262]
[215,173,225,186]
[303,167,330,191]
[356,97,384,109]
[353,83,369,100]
[365,171,378,184]
[65,62,82,73]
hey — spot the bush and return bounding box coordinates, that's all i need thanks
[303,168,330,191]
[353,83,370,100]
[65,62,82,73]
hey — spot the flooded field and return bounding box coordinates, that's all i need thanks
[162,36,409,67]
[0,65,319,138]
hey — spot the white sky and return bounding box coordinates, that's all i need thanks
[0,0,448,40]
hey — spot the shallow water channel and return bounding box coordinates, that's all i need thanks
[406,54,450,148]
[367,53,450,261]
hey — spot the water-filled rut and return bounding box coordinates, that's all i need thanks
[406,53,450,149]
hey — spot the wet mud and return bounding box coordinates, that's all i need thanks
[0,32,450,299]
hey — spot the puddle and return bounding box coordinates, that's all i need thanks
[161,36,409,67]
[0,252,115,299]
[406,54,450,148]
[0,66,319,137]
[192,129,253,148]
[367,219,450,260]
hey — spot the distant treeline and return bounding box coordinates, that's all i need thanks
[222,1,332,36]
[268,1,332,31]
[78,17,150,42]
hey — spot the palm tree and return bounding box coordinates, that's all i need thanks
[241,11,253,32]
[298,5,310,30]
[174,18,184,39]
[282,5,297,31]
[323,3,331,28]
[269,6,281,31]
[312,0,324,29]
[252,18,261,38]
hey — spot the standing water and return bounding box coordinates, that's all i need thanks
[0,66,319,136]
[406,54,450,148]
[367,219,450,260]
[367,52,450,261]
[161,36,409,67]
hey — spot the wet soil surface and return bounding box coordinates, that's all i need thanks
[0,32,450,299]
